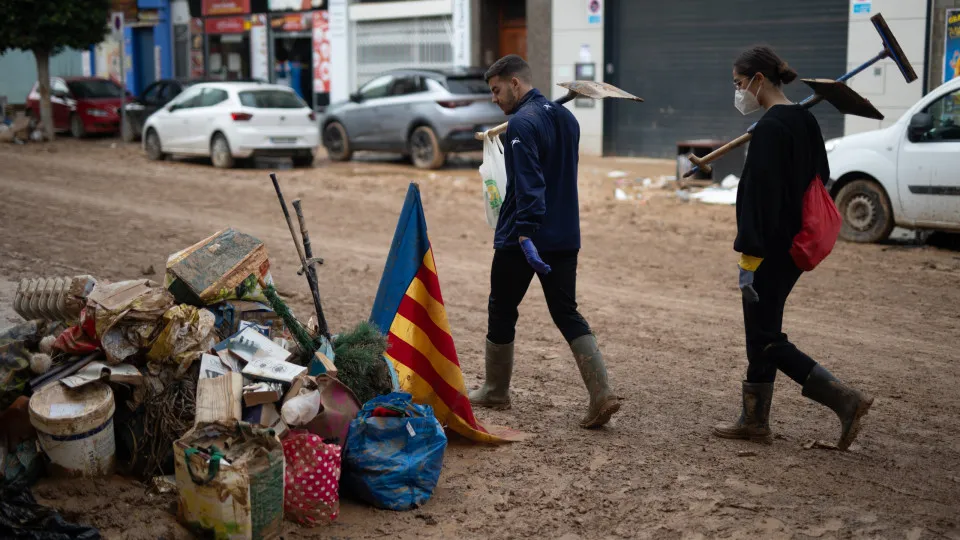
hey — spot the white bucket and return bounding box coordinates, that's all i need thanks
[29,381,116,477]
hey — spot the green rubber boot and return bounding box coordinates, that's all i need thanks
[570,334,621,428]
[713,381,774,442]
[468,340,514,410]
[802,365,874,450]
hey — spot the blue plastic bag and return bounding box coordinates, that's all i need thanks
[341,392,447,511]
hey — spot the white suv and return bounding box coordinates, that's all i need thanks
[826,77,960,243]
[142,82,319,168]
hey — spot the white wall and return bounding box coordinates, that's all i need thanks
[551,0,604,155]
[844,0,927,135]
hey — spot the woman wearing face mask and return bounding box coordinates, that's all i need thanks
[713,46,873,451]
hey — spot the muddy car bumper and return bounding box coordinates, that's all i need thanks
[440,124,499,153]
[84,120,120,134]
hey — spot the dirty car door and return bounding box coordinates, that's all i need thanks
[347,75,394,147]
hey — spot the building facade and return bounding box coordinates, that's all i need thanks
[184,0,332,108]
[546,0,930,157]
[95,0,175,96]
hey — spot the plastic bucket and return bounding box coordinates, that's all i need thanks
[29,381,116,477]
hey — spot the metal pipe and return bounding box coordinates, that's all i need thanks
[837,50,888,83]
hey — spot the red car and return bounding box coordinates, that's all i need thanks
[25,77,131,138]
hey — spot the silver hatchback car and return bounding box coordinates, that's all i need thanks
[321,68,507,169]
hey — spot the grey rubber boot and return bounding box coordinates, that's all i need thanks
[467,340,514,410]
[570,334,621,428]
[713,381,774,441]
[801,365,874,450]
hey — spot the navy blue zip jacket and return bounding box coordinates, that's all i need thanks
[494,88,581,252]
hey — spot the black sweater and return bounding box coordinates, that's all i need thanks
[734,104,830,260]
[495,89,581,252]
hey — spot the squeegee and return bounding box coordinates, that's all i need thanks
[684,13,918,179]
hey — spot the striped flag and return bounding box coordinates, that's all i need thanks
[370,184,521,444]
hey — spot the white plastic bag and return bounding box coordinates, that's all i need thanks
[282,389,322,426]
[478,133,507,229]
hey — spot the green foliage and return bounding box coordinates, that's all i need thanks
[333,321,393,405]
[0,0,111,55]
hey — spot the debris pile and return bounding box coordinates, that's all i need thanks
[0,112,42,145]
[668,174,742,206]
[0,178,450,538]
[612,175,677,203]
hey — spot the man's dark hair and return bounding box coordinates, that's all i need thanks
[484,54,533,83]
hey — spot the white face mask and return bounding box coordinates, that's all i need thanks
[734,75,762,116]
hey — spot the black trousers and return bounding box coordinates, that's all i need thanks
[743,254,817,385]
[487,249,592,345]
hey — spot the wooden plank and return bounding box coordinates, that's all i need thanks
[313,351,338,378]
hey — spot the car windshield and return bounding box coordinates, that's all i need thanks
[67,80,123,98]
[445,76,489,95]
[239,90,305,108]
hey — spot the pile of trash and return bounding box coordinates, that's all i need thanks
[0,222,448,538]
[0,112,43,145]
[681,174,741,206]
[607,169,742,207]
[609,171,677,203]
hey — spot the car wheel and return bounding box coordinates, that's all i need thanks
[324,121,352,161]
[292,153,315,168]
[70,114,86,139]
[210,133,235,169]
[835,178,895,244]
[122,116,137,143]
[144,129,166,161]
[409,125,446,170]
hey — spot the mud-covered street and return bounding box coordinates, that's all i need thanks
[1,139,959,539]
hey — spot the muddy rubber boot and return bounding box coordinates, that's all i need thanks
[712,381,774,441]
[467,340,514,410]
[570,334,621,429]
[801,365,874,450]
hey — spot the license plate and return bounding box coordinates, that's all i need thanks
[270,137,296,144]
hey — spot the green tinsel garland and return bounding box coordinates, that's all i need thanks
[262,284,321,364]
[262,286,391,403]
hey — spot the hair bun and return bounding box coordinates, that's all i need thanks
[778,62,798,84]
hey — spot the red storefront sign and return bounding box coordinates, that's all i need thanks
[271,13,311,32]
[205,16,248,34]
[312,11,330,93]
[202,0,251,16]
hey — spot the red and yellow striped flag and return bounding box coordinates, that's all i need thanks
[370,184,523,443]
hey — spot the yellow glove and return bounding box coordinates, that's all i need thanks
[738,254,764,272]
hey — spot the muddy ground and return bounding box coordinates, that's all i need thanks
[1,139,959,539]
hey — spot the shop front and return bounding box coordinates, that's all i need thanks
[189,0,330,110]
[205,15,252,79]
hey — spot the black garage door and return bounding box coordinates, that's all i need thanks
[603,0,850,158]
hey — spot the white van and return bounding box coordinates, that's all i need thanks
[826,77,960,243]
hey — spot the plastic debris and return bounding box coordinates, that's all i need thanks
[691,186,738,205]
[0,479,100,539]
[342,392,447,511]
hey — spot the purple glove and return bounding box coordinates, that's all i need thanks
[520,238,551,275]
[739,267,759,303]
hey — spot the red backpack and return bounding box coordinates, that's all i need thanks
[790,175,842,271]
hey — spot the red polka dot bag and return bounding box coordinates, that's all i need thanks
[282,430,342,525]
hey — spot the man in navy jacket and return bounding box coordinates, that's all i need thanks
[468,55,621,429]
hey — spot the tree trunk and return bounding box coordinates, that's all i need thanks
[35,50,55,141]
